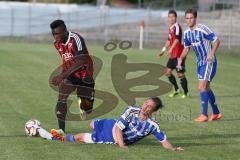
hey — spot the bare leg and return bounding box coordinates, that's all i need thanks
[90,120,94,130]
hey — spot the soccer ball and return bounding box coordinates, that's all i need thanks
[25,119,41,137]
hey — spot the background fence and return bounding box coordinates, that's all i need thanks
[0,1,239,49]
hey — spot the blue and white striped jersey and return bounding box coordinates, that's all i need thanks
[183,24,218,66]
[116,106,166,144]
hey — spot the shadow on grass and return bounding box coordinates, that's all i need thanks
[1,132,240,149]
[219,118,240,122]
[170,133,240,141]
[132,133,240,147]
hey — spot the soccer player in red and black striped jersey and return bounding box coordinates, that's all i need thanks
[157,10,189,98]
[50,20,95,132]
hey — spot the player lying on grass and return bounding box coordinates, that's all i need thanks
[37,97,183,151]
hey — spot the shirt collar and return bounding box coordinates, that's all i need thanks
[170,22,177,29]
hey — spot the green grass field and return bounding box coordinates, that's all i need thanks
[0,40,240,160]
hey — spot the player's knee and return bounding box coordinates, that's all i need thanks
[165,71,171,77]
[177,73,185,79]
[198,80,208,92]
[198,85,206,92]
[165,73,170,77]
[165,71,172,77]
[90,120,94,129]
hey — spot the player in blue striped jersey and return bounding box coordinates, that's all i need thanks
[48,97,183,151]
[177,9,222,122]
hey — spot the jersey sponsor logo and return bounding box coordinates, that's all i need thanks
[192,41,201,47]
[62,52,74,61]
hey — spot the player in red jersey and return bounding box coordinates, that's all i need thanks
[50,20,95,132]
[157,10,189,98]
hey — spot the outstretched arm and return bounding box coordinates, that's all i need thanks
[161,140,184,152]
[152,122,184,152]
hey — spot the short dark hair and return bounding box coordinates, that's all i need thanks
[185,8,197,18]
[168,10,177,17]
[149,96,163,112]
[50,19,66,30]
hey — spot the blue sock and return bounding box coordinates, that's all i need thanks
[200,91,209,116]
[66,134,75,142]
[207,90,220,114]
[51,137,58,141]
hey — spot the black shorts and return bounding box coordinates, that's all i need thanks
[67,76,95,98]
[166,58,185,73]
[67,76,95,113]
